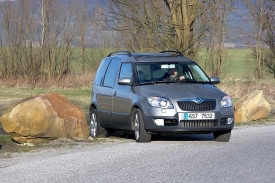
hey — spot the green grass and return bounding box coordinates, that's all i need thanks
[226,49,252,77]
[197,48,255,78]
[0,134,35,155]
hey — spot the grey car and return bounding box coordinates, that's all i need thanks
[89,51,234,142]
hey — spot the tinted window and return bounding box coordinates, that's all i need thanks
[119,63,133,79]
[103,58,120,88]
[94,58,111,86]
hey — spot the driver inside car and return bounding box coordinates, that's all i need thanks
[162,67,185,81]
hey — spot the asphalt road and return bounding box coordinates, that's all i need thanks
[1,124,275,183]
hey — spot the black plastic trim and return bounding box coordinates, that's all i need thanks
[159,50,183,56]
[108,50,132,57]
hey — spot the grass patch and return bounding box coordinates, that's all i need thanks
[0,134,35,155]
[196,48,269,79]
[226,49,253,78]
[225,49,274,79]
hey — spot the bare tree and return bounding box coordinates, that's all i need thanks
[37,0,78,80]
[0,0,82,83]
[91,0,212,58]
[0,0,39,81]
[0,1,18,78]
[74,0,90,72]
[262,0,275,78]
[163,0,201,57]
[91,1,164,52]
[244,0,270,79]
[202,0,235,76]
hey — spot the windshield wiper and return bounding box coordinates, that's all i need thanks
[155,80,177,83]
[180,78,210,84]
[138,78,211,85]
[139,80,176,85]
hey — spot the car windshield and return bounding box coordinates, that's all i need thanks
[136,62,210,84]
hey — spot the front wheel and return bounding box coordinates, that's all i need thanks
[90,107,107,138]
[133,108,151,143]
[213,130,231,142]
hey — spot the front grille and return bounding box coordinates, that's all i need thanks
[180,119,218,127]
[177,101,216,111]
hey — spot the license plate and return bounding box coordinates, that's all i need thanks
[184,113,215,120]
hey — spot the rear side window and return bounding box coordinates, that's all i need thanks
[103,58,120,88]
[94,58,111,86]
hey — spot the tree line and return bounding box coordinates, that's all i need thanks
[0,0,274,84]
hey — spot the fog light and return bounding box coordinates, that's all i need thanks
[154,119,164,126]
[227,118,234,124]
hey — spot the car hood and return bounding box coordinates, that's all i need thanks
[137,83,227,100]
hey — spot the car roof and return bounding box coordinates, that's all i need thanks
[107,50,194,63]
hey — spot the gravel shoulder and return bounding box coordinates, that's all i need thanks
[1,122,275,169]
[0,137,131,168]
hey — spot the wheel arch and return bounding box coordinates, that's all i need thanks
[89,103,98,113]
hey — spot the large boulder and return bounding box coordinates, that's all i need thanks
[0,93,89,144]
[234,90,271,122]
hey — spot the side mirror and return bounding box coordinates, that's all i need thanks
[210,76,220,84]
[118,77,131,85]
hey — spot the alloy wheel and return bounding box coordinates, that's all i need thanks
[90,112,97,137]
[134,112,139,140]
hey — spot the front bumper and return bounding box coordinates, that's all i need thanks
[141,106,234,134]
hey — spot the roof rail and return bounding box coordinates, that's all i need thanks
[108,50,132,57]
[159,50,183,56]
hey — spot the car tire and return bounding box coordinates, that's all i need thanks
[213,130,231,142]
[90,107,107,138]
[133,108,151,143]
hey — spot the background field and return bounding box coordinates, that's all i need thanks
[198,48,252,79]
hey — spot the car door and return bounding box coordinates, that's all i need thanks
[112,63,133,126]
[97,57,120,125]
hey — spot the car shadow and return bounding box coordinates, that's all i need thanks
[108,131,214,142]
[152,133,214,141]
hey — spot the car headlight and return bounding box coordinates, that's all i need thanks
[221,96,232,107]
[147,97,174,109]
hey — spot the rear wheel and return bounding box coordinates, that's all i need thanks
[90,107,107,138]
[213,130,231,142]
[133,108,151,143]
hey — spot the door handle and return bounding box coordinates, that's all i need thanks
[113,91,117,96]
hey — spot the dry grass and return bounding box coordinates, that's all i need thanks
[0,72,95,88]
[219,78,275,98]
[218,78,275,119]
